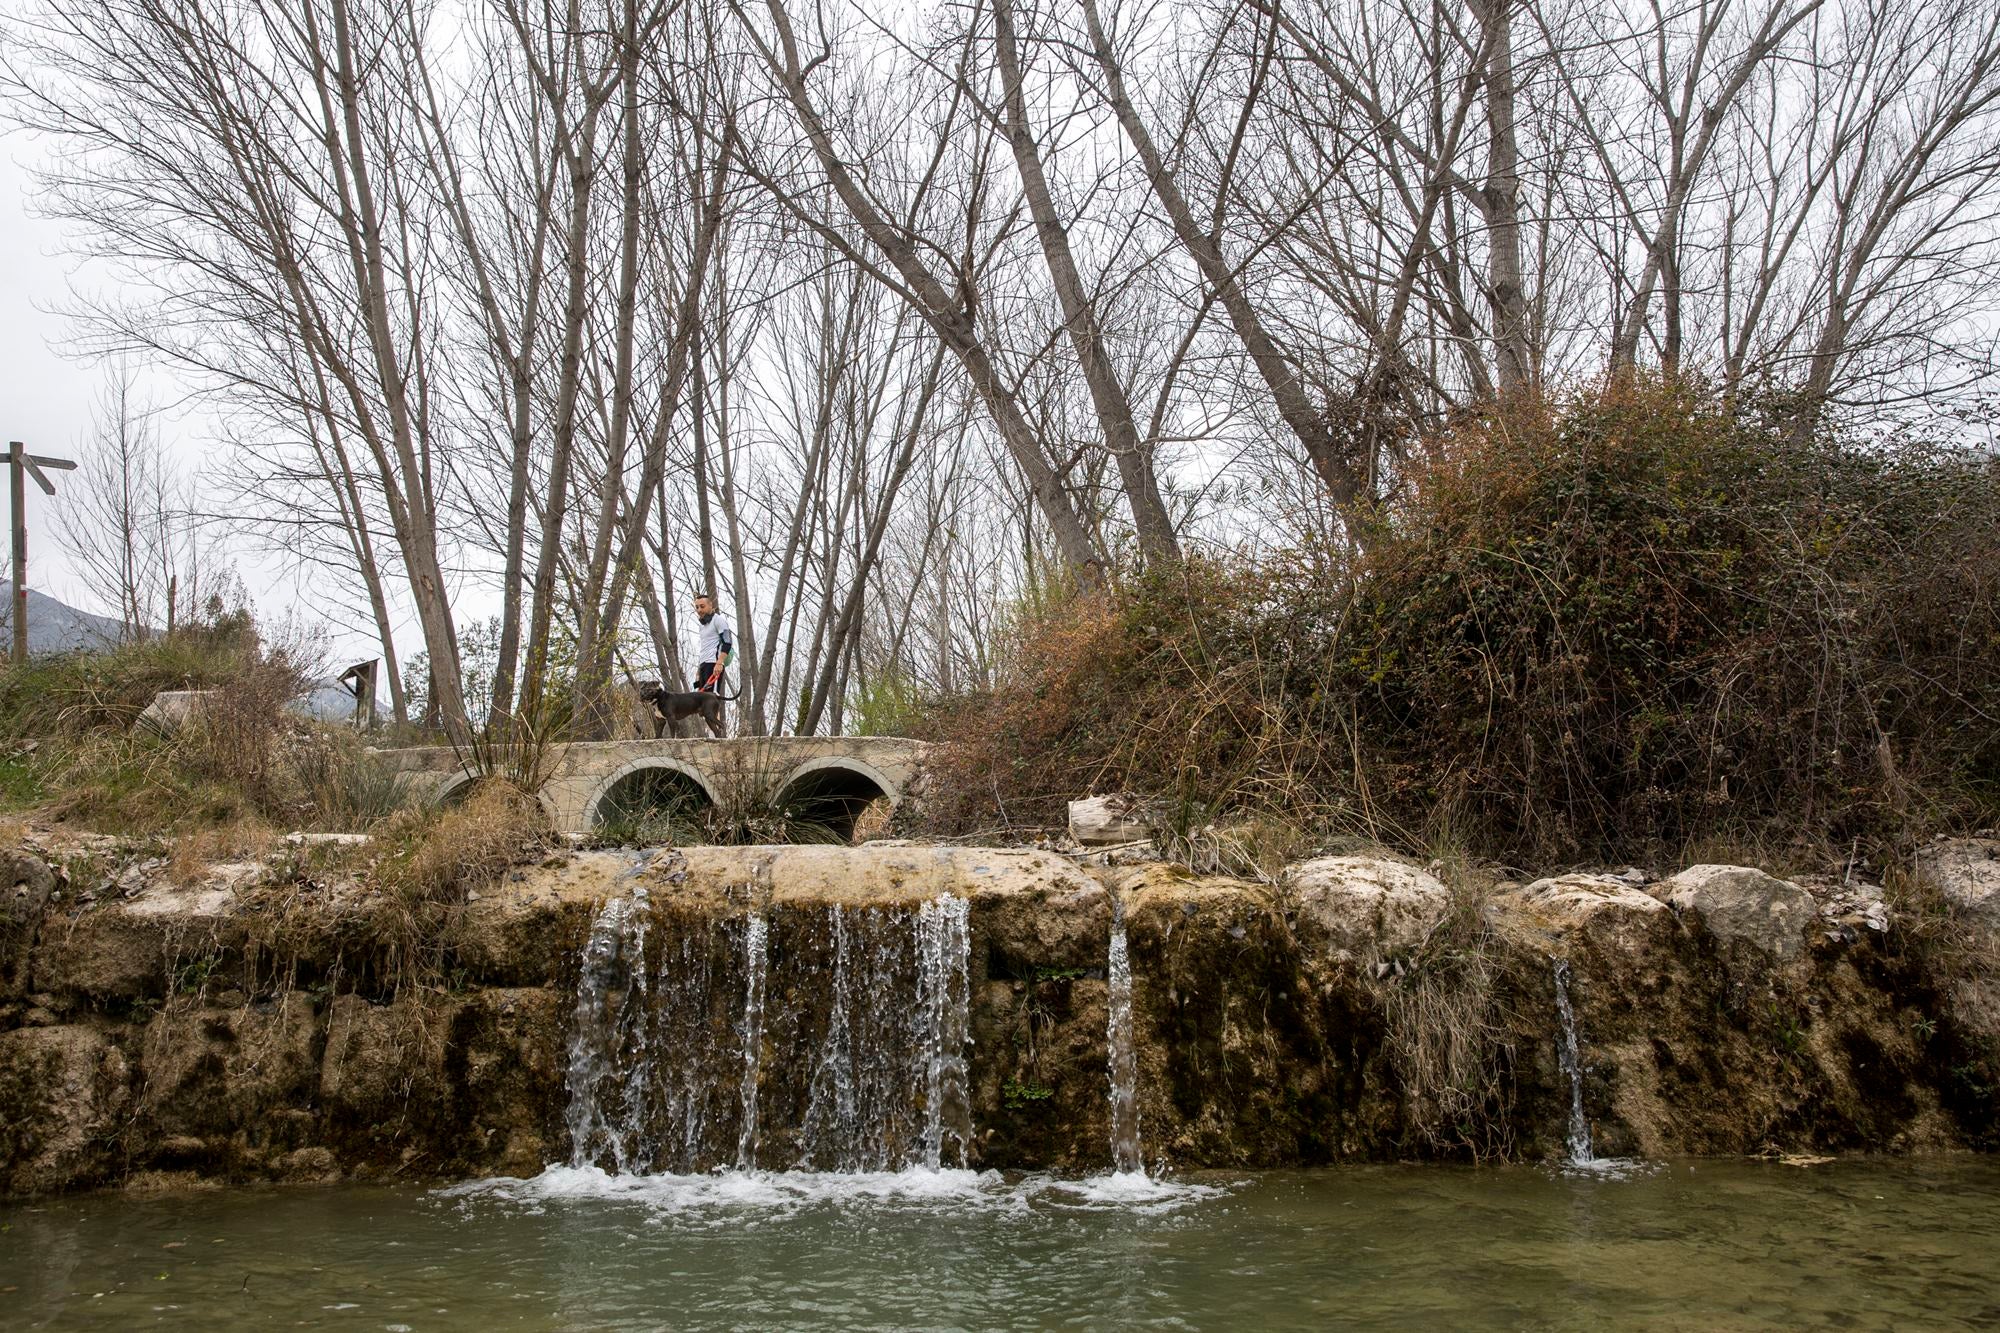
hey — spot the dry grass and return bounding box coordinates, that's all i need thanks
[0,623,423,839]
[166,820,282,886]
[1372,860,1517,1159]
[374,780,551,906]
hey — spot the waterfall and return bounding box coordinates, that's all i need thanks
[1106,901,1143,1175]
[1551,958,1594,1165]
[800,905,857,1164]
[916,895,973,1170]
[563,891,975,1176]
[735,915,769,1170]
[566,888,653,1172]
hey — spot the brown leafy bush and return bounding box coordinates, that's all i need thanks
[920,379,2000,864]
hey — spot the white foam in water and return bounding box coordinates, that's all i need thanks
[445,1165,1225,1218]
[1051,1170,1225,1210]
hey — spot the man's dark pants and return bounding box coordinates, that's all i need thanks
[693,663,725,694]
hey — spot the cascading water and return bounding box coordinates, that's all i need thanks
[735,915,769,1170]
[566,887,653,1173]
[1551,958,1594,1166]
[916,895,974,1170]
[563,891,975,1176]
[799,905,857,1163]
[1106,900,1143,1176]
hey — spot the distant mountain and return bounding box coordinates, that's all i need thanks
[0,588,127,655]
[291,679,361,723]
[0,587,372,722]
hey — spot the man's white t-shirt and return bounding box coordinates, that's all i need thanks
[696,612,733,665]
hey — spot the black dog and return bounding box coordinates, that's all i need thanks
[634,680,727,739]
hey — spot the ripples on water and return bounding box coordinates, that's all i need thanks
[5,1160,2000,1330]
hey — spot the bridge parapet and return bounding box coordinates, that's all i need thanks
[371,736,929,838]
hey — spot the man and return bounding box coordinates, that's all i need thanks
[692,592,733,696]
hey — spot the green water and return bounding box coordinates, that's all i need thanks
[3,1159,1998,1330]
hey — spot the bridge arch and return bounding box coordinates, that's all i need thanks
[586,756,719,835]
[433,770,480,807]
[771,756,900,844]
[433,770,562,822]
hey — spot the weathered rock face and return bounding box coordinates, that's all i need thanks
[1283,855,1451,956]
[1921,838,2000,932]
[1664,864,1817,960]
[0,850,57,997]
[1,840,1994,1197]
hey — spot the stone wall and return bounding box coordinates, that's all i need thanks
[2,839,1996,1196]
[372,737,928,832]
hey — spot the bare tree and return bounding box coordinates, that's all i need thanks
[56,368,216,639]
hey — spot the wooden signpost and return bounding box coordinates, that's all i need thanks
[8,441,77,665]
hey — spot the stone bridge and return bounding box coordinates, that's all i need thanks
[372,737,928,841]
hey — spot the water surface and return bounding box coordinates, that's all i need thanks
[4,1159,1997,1330]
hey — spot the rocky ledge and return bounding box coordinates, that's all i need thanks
[2,837,1996,1196]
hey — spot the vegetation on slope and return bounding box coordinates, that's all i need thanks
[0,615,412,856]
[919,381,2000,865]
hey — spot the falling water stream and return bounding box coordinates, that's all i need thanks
[734,915,769,1170]
[916,895,973,1170]
[565,887,653,1174]
[1106,899,1143,1176]
[564,889,976,1176]
[1551,958,1596,1167]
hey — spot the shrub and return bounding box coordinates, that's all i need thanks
[0,620,423,838]
[919,379,2000,864]
[374,780,550,905]
[1356,380,1999,858]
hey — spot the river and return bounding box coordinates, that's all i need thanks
[4,1158,1997,1329]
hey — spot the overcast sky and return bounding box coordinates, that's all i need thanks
[1,129,393,668]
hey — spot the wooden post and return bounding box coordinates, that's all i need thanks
[10,441,25,666]
[8,441,78,665]
[338,658,379,731]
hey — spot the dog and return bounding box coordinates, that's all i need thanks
[633,679,727,739]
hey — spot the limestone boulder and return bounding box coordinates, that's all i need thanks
[1916,838,2000,932]
[134,689,218,738]
[32,879,251,1003]
[0,850,57,999]
[1507,873,1667,950]
[453,853,616,986]
[1664,864,1816,960]
[1067,795,1156,847]
[0,1025,128,1195]
[1281,855,1452,955]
